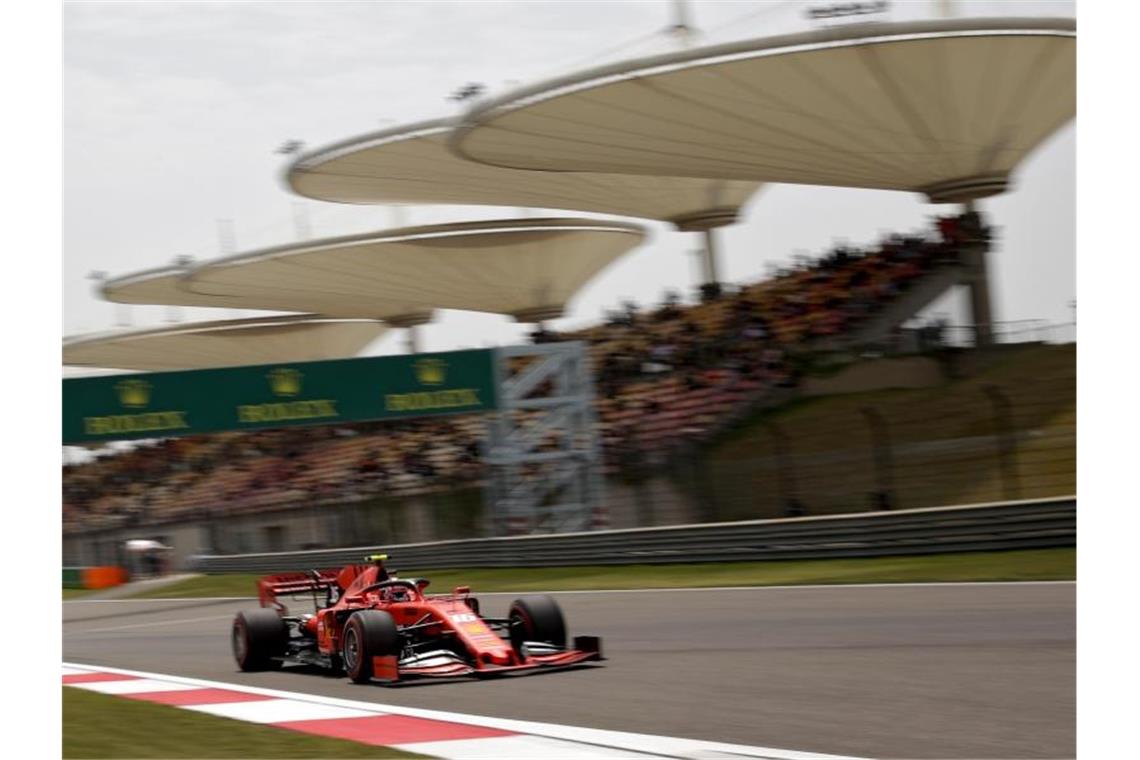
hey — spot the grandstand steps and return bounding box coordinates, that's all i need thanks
[820,260,966,351]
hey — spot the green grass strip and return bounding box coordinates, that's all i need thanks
[63,687,422,759]
[128,548,1074,599]
[63,587,99,600]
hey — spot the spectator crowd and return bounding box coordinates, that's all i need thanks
[64,215,979,533]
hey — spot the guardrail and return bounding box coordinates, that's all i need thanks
[193,496,1075,574]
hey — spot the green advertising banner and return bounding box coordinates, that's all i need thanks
[63,349,498,444]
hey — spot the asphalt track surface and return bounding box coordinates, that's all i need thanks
[63,582,1074,759]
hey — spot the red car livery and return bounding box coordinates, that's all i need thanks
[231,554,603,683]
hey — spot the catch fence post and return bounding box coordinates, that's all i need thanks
[860,406,896,510]
[983,384,1021,500]
[767,421,800,515]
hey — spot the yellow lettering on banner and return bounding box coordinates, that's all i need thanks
[83,411,190,436]
[384,388,481,412]
[235,399,338,424]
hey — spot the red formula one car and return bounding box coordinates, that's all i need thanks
[231,554,603,683]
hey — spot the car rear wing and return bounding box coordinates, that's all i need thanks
[258,570,339,613]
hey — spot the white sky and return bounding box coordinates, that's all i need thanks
[63,0,1076,358]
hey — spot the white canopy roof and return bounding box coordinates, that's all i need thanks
[287,118,762,230]
[452,18,1075,202]
[63,316,387,371]
[181,218,646,322]
[100,264,283,311]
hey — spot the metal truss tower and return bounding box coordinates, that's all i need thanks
[482,341,605,535]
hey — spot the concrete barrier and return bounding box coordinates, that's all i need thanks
[194,496,1075,574]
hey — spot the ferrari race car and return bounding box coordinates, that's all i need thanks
[231,554,603,683]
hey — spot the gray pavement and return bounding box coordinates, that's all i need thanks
[63,582,1075,759]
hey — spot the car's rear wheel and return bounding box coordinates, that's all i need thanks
[343,610,400,684]
[232,609,287,671]
[509,595,566,656]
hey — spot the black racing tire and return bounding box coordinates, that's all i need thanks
[509,595,566,655]
[342,610,400,684]
[232,609,287,671]
[467,597,481,617]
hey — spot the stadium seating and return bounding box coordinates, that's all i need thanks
[62,217,976,532]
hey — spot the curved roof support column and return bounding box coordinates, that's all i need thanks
[405,325,421,354]
[385,312,433,355]
[964,244,994,348]
[673,209,736,298]
[958,201,994,348]
[511,305,565,324]
[701,228,721,287]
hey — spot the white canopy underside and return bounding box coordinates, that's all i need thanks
[100,265,278,311]
[63,316,388,371]
[102,219,646,322]
[288,119,762,228]
[453,18,1076,201]
[179,218,647,322]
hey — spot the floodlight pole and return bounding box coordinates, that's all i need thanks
[292,203,312,241]
[216,218,236,255]
[668,0,695,48]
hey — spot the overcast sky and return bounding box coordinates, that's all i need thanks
[63,0,1076,359]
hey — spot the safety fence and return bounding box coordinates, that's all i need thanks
[193,496,1075,574]
[938,320,1077,348]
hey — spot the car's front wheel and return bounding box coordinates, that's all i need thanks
[508,595,566,657]
[342,610,400,684]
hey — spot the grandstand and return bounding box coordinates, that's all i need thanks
[455,17,1075,346]
[63,211,1070,554]
[689,342,1075,523]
